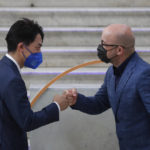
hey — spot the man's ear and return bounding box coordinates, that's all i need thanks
[17,42,24,53]
[117,46,124,55]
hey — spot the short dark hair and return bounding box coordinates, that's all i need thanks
[5,18,44,52]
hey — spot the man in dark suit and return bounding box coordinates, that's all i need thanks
[67,24,150,150]
[0,18,72,150]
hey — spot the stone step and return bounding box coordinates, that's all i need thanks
[29,83,102,102]
[1,47,150,67]
[22,67,106,89]
[0,0,149,7]
[0,7,150,27]
[0,27,150,47]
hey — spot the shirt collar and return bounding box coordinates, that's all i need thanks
[5,53,21,74]
[113,52,135,76]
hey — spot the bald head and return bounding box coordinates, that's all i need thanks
[102,24,135,52]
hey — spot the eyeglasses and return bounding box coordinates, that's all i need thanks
[102,43,119,47]
[101,40,125,48]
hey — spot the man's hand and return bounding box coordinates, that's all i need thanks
[64,88,78,106]
[53,94,69,111]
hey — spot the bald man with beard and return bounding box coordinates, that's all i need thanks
[67,24,150,150]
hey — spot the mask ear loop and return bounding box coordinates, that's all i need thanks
[21,44,31,60]
[22,51,26,59]
[23,44,33,54]
[22,44,33,60]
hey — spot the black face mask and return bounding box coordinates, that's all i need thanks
[97,44,110,63]
[97,44,118,63]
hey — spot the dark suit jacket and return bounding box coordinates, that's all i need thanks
[0,56,59,150]
[72,52,150,150]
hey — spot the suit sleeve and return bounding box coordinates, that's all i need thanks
[137,68,150,115]
[71,78,110,115]
[3,77,59,132]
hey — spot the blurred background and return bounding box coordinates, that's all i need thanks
[0,0,150,149]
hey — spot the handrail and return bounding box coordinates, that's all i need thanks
[31,60,102,107]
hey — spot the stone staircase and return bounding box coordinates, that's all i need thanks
[0,1,150,150]
[0,0,150,7]
[0,7,150,88]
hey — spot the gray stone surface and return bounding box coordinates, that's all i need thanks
[0,0,150,7]
[0,7,150,27]
[0,27,150,47]
[29,84,119,150]
[22,67,106,88]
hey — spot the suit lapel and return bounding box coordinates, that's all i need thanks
[114,53,138,115]
[107,67,118,111]
[110,74,118,111]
